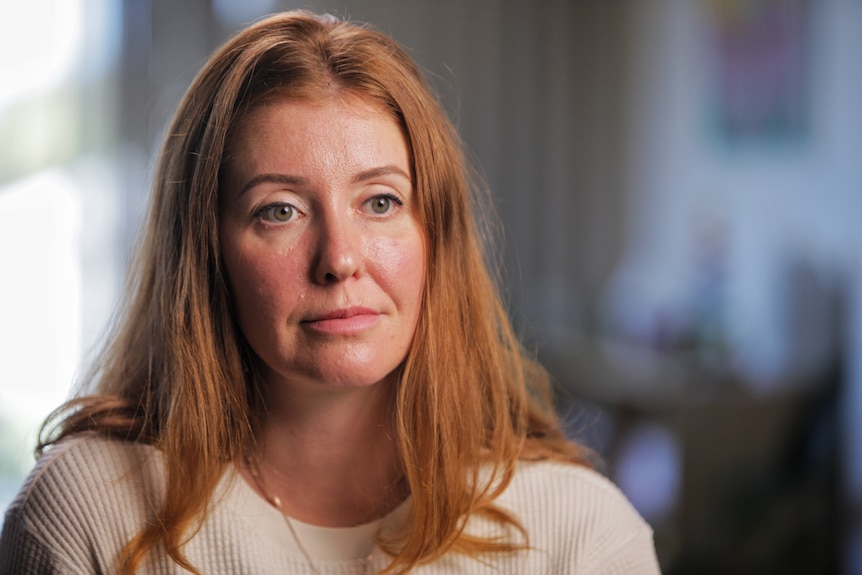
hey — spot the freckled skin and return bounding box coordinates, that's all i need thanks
[219,98,425,394]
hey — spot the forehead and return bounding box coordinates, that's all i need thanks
[225,94,408,164]
[234,91,395,136]
[219,96,415,203]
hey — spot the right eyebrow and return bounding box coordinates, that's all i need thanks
[238,173,309,197]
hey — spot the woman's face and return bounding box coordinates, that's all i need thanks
[219,97,425,393]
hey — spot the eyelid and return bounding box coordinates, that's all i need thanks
[374,192,404,205]
[254,201,301,224]
[366,182,407,204]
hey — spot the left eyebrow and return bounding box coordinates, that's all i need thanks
[351,165,412,185]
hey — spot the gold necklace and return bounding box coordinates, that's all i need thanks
[246,458,375,575]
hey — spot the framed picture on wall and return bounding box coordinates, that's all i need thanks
[704,0,811,147]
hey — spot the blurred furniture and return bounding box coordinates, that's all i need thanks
[545,334,841,575]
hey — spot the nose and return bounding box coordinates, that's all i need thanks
[312,217,361,284]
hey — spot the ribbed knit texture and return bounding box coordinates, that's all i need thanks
[0,435,660,574]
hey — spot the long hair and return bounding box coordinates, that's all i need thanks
[39,11,589,574]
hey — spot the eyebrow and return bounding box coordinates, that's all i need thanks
[238,165,412,197]
[351,165,412,185]
[238,173,309,197]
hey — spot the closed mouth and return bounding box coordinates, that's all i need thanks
[301,306,381,334]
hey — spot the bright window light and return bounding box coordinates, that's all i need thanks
[0,0,84,108]
[0,170,82,455]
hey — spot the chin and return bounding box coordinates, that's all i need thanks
[264,360,402,391]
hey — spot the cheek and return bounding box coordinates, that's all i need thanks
[226,246,305,318]
[369,234,426,304]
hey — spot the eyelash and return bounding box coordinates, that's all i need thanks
[252,193,405,225]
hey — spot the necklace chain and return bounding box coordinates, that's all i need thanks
[246,457,374,575]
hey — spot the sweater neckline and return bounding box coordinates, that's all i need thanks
[222,468,412,561]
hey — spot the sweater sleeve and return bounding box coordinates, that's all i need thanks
[608,533,661,574]
[564,466,661,575]
[0,436,163,575]
[579,517,660,575]
[0,439,118,575]
[498,462,661,574]
[0,508,74,575]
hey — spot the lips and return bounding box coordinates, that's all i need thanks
[301,306,381,334]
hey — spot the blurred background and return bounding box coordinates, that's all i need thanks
[1,0,860,572]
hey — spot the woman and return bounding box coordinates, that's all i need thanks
[0,11,660,575]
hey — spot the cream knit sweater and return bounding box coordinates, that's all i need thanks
[0,435,660,574]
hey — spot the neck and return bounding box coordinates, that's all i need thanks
[247,375,406,527]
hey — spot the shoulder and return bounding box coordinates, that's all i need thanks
[10,433,163,512]
[497,460,660,573]
[1,434,164,572]
[504,460,642,520]
[31,432,157,474]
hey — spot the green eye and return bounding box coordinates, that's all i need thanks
[272,205,294,221]
[371,196,391,214]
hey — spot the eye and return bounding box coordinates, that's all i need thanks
[366,194,403,215]
[256,203,295,223]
